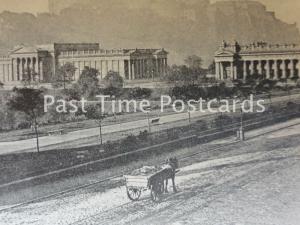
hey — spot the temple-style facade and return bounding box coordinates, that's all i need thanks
[214,41,300,81]
[0,43,168,85]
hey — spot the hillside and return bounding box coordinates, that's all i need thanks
[0,0,299,66]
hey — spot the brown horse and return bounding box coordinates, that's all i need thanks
[163,157,179,193]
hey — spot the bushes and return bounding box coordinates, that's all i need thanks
[213,114,234,129]
[170,84,235,101]
[128,87,152,99]
[195,120,208,130]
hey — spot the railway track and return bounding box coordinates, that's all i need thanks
[0,112,300,214]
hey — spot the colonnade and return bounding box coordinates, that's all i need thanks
[216,58,300,80]
[129,58,167,80]
[10,57,44,82]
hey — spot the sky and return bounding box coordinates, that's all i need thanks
[0,0,300,28]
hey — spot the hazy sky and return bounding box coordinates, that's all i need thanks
[0,0,300,28]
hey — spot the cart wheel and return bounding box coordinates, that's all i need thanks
[150,182,164,202]
[127,188,141,201]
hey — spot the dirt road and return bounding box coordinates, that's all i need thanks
[1,122,300,225]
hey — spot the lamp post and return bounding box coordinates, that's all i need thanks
[98,119,103,145]
[239,107,245,141]
[237,96,245,141]
[147,111,151,133]
[187,110,191,128]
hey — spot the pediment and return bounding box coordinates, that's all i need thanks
[154,49,168,55]
[11,46,38,54]
[215,49,235,57]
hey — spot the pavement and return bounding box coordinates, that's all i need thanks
[0,93,299,155]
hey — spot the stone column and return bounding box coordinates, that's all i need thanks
[234,64,237,80]
[156,59,159,76]
[132,60,136,80]
[7,63,11,82]
[26,58,30,80]
[243,61,247,80]
[160,59,163,77]
[142,59,145,78]
[135,60,139,79]
[250,61,254,75]
[165,58,168,72]
[215,62,220,80]
[135,60,138,79]
[39,58,44,81]
[266,60,270,79]
[119,60,125,78]
[26,58,32,80]
[258,60,262,75]
[139,59,142,78]
[290,60,295,78]
[31,57,34,81]
[17,59,20,81]
[230,62,234,80]
[1,65,4,83]
[20,58,24,81]
[274,60,278,80]
[34,58,39,81]
[25,58,29,80]
[282,60,287,79]
[129,60,132,80]
[296,60,300,77]
[12,58,18,81]
[220,62,224,80]
[161,58,166,76]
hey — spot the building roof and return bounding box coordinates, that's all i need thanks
[9,44,55,55]
[215,41,300,57]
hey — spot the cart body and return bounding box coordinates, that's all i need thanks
[124,168,168,202]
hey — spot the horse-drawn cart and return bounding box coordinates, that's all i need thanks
[124,158,179,202]
[124,169,166,202]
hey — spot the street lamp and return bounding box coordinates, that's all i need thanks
[187,109,191,128]
[236,96,245,141]
[239,106,245,141]
[146,111,151,133]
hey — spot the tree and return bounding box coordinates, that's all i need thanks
[164,65,181,83]
[52,63,77,89]
[128,87,152,99]
[85,104,106,145]
[185,55,206,84]
[8,88,44,153]
[103,71,124,89]
[75,66,100,99]
[255,79,276,93]
[184,55,203,69]
[208,61,216,75]
[103,71,124,98]
[21,68,39,88]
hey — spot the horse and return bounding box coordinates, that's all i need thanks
[162,157,179,193]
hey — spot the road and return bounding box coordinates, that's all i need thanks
[0,93,299,155]
[1,119,300,224]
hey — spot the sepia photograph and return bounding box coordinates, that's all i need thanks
[0,0,300,224]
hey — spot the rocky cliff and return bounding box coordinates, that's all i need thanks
[0,0,299,66]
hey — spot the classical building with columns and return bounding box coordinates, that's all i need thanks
[214,41,300,81]
[0,43,168,85]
